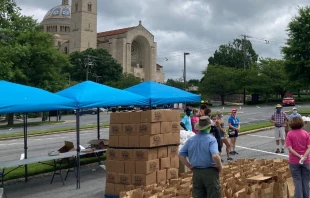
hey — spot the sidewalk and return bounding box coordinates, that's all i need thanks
[3,165,106,198]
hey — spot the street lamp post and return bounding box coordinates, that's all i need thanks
[184,52,190,90]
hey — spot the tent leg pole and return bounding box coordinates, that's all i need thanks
[76,110,80,189]
[23,113,28,182]
[97,108,100,140]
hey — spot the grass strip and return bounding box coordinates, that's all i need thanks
[0,123,110,139]
[3,153,106,181]
[0,121,65,129]
[240,121,273,132]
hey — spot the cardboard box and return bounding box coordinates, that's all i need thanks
[114,184,125,196]
[105,182,115,195]
[132,172,157,186]
[118,136,129,148]
[170,156,179,168]
[123,124,137,136]
[135,159,159,174]
[128,136,139,148]
[171,122,181,133]
[160,157,171,170]
[138,123,161,135]
[160,122,172,134]
[58,141,76,153]
[110,124,123,136]
[165,110,180,122]
[157,147,168,158]
[140,110,164,123]
[119,111,130,124]
[124,161,135,174]
[140,134,163,147]
[115,161,125,173]
[133,149,158,161]
[156,169,167,183]
[163,133,172,145]
[109,136,119,147]
[167,168,179,180]
[106,172,119,184]
[130,111,141,124]
[107,148,119,160]
[87,139,109,149]
[118,173,132,185]
[168,146,179,157]
[105,160,115,172]
[119,149,133,161]
[171,133,180,144]
[110,112,120,124]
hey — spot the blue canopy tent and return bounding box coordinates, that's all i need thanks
[125,81,201,105]
[56,81,148,189]
[0,80,77,182]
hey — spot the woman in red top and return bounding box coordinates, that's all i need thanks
[286,117,310,198]
[191,109,199,134]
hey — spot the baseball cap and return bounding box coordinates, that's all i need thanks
[292,107,297,110]
[231,109,237,113]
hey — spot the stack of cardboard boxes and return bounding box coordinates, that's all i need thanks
[105,110,181,196]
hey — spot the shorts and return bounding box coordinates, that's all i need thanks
[274,127,285,140]
[228,129,238,138]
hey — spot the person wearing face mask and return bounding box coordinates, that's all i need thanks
[228,109,240,155]
[270,104,289,153]
[289,107,301,120]
[216,111,233,161]
[179,116,222,198]
[180,108,193,131]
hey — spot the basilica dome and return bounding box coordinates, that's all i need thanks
[42,4,71,22]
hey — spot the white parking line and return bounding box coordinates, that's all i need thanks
[247,134,274,139]
[236,145,289,157]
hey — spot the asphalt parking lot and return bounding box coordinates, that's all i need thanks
[2,129,289,198]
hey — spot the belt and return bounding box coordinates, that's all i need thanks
[193,167,217,170]
[275,126,283,128]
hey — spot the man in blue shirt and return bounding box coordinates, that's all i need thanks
[289,107,301,120]
[180,108,192,131]
[179,116,222,198]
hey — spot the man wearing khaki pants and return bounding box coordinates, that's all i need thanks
[270,104,289,153]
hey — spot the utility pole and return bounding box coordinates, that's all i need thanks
[184,52,190,90]
[84,55,99,81]
[241,35,251,104]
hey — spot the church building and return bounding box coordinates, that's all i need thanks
[41,0,165,83]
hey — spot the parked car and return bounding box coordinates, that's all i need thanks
[282,96,295,106]
[74,108,106,115]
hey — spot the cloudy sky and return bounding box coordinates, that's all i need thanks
[15,0,308,81]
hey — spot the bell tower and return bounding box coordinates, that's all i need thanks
[69,0,97,53]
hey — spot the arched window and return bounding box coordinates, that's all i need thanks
[55,26,58,32]
[88,3,92,12]
[60,26,63,32]
[58,41,61,47]
[75,3,78,12]
[67,26,70,32]
[64,47,68,54]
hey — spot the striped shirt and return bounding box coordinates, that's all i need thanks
[271,112,289,126]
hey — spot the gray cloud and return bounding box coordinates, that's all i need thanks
[15,0,308,81]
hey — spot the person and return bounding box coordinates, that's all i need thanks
[210,115,223,159]
[204,107,212,117]
[199,104,207,117]
[191,109,199,134]
[285,117,310,198]
[270,104,289,153]
[179,116,222,198]
[228,109,240,155]
[216,111,233,161]
[289,107,301,120]
[180,108,192,131]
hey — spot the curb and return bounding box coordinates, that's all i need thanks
[0,126,109,141]
[239,126,274,136]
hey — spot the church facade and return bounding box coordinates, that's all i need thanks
[41,0,164,83]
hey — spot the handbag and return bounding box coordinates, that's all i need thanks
[228,128,235,135]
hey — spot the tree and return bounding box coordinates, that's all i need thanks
[107,73,141,89]
[165,78,184,89]
[282,6,310,84]
[199,65,243,105]
[68,48,122,84]
[208,39,258,69]
[0,0,71,124]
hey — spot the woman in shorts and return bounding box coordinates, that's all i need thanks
[216,111,233,161]
[228,109,240,155]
